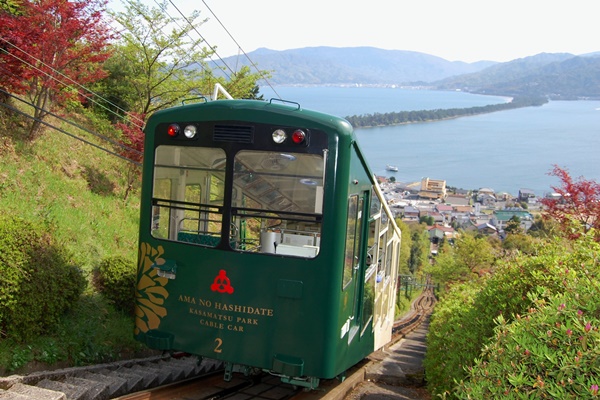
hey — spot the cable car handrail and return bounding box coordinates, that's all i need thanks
[268,98,301,110]
[232,206,322,221]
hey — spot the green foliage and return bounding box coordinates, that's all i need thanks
[426,245,471,285]
[408,224,429,274]
[504,215,523,234]
[528,214,559,239]
[456,241,600,398]
[396,219,413,275]
[0,216,86,341]
[105,1,265,117]
[502,233,540,255]
[419,215,434,225]
[455,233,496,273]
[0,294,148,373]
[425,231,600,398]
[0,0,21,14]
[424,282,482,395]
[0,103,144,371]
[425,231,496,286]
[0,128,140,267]
[93,256,136,314]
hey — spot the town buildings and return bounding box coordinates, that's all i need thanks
[379,176,538,240]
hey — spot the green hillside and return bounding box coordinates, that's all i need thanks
[0,116,139,266]
[434,53,600,99]
[0,108,149,373]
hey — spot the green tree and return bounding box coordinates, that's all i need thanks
[408,224,429,274]
[426,244,470,286]
[502,232,539,256]
[395,219,413,275]
[454,231,495,274]
[419,214,434,225]
[426,231,496,286]
[504,215,522,234]
[528,214,559,239]
[108,0,212,116]
[0,0,21,14]
[106,0,266,117]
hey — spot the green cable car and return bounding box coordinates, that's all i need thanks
[135,98,401,389]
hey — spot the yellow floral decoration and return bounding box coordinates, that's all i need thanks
[135,242,170,335]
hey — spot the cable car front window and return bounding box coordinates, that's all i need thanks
[151,146,226,247]
[232,150,324,258]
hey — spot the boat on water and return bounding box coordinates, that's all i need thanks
[386,165,399,172]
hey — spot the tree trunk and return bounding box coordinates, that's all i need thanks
[27,87,50,140]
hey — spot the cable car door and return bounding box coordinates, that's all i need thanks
[342,193,365,344]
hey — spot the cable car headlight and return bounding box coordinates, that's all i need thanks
[272,129,286,144]
[184,124,197,139]
[292,129,306,144]
[167,124,180,137]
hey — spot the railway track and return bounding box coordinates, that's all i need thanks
[392,285,437,337]
[0,288,436,400]
[0,353,222,400]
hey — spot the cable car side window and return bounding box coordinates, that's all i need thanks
[343,195,358,287]
[151,146,226,247]
[231,150,324,258]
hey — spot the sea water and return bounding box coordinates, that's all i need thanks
[260,86,600,196]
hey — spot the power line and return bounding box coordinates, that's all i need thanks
[154,0,280,97]
[201,0,281,99]
[0,36,144,129]
[160,0,233,81]
[0,88,142,165]
[0,0,277,168]
[112,0,238,104]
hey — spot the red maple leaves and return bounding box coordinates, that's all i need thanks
[541,165,600,241]
[0,0,114,137]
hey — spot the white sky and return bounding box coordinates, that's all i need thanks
[112,0,600,63]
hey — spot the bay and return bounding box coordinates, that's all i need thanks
[260,86,600,196]
[262,85,509,117]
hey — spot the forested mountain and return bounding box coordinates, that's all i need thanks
[219,47,600,99]
[434,53,600,99]
[433,53,574,91]
[217,46,496,85]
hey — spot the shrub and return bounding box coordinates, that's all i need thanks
[0,216,86,341]
[93,256,136,314]
[425,233,598,397]
[456,268,600,398]
[424,282,481,396]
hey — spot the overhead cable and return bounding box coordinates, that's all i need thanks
[0,88,142,165]
[201,0,281,99]
[0,36,143,128]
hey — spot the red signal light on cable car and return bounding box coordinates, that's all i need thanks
[292,129,306,144]
[167,124,180,137]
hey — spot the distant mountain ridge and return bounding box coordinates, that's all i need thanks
[219,46,496,85]
[435,53,600,99]
[217,46,600,99]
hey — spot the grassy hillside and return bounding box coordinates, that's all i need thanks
[0,114,139,267]
[0,107,150,374]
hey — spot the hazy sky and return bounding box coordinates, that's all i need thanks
[115,0,599,63]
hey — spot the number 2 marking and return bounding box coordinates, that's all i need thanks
[214,338,223,353]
